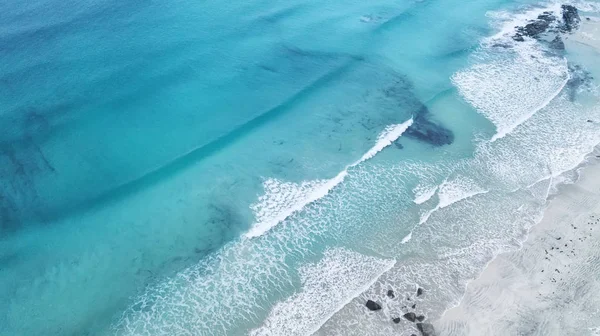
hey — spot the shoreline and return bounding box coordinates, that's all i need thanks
[435,148,600,335]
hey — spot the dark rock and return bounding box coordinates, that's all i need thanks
[538,12,556,22]
[492,42,511,48]
[519,19,552,37]
[549,35,565,50]
[404,312,417,322]
[562,5,580,32]
[586,17,591,21]
[394,142,404,149]
[512,33,525,42]
[387,289,395,298]
[417,323,437,336]
[412,304,416,309]
[417,288,424,297]
[366,300,382,311]
[392,317,401,324]
[412,335,417,336]
[416,315,426,322]
[513,11,559,41]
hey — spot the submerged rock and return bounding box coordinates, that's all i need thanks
[561,5,580,32]
[567,64,595,101]
[403,312,417,322]
[366,300,382,311]
[417,287,424,297]
[416,315,426,322]
[392,317,401,324]
[549,35,565,50]
[417,322,437,336]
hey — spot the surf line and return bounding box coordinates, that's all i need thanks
[402,179,489,244]
[245,118,414,239]
[490,59,570,142]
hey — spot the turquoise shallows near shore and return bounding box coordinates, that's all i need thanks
[1,0,600,335]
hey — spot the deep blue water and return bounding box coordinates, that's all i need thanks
[1,0,600,335]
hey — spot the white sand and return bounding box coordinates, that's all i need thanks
[436,151,600,336]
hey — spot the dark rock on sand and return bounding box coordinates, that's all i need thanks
[392,317,401,324]
[404,312,417,322]
[366,300,382,311]
[549,35,565,50]
[412,304,417,309]
[561,5,580,32]
[417,288,424,297]
[416,315,426,322]
[417,322,437,336]
[387,289,395,298]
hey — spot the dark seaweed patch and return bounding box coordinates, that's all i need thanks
[566,64,594,102]
[405,107,454,147]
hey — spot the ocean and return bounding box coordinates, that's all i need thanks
[1,0,599,335]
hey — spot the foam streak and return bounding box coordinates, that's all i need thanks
[246,119,413,238]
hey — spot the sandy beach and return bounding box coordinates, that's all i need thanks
[436,149,600,336]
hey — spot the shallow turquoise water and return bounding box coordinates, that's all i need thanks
[1,0,600,335]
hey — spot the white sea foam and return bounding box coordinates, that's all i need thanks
[355,122,414,164]
[453,49,568,142]
[246,172,348,238]
[413,184,438,205]
[418,176,489,224]
[400,231,412,244]
[454,4,570,142]
[246,119,413,238]
[249,248,395,336]
[571,0,600,13]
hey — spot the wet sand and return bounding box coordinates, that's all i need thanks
[436,151,600,336]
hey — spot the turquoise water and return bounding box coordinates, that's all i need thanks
[1,0,600,335]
